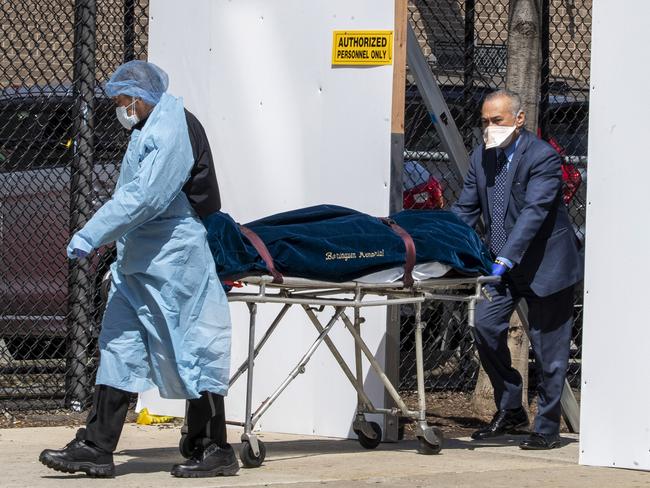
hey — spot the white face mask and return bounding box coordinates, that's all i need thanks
[115,99,140,130]
[483,124,518,150]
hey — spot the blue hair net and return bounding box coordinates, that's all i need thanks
[105,60,169,106]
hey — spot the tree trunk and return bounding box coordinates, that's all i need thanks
[470,364,496,420]
[471,0,542,419]
[506,0,543,131]
[471,312,530,419]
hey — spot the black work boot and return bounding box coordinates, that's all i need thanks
[171,443,239,478]
[39,429,115,478]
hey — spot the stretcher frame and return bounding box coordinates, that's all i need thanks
[220,273,499,465]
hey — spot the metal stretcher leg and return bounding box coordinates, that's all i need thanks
[186,306,294,462]
[354,307,364,406]
[301,305,376,412]
[229,304,292,387]
[224,276,496,460]
[339,305,442,454]
[339,310,426,451]
[339,313,415,417]
[302,305,402,449]
[235,304,345,468]
[239,303,267,468]
[349,307,383,449]
[248,307,346,427]
[413,301,443,454]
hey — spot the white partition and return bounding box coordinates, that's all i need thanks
[148,0,395,437]
[580,0,650,471]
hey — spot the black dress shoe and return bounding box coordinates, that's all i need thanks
[171,443,240,478]
[471,407,529,440]
[39,431,114,478]
[519,432,561,450]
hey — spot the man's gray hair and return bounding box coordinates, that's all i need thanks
[484,89,522,116]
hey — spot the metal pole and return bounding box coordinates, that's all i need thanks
[462,0,476,144]
[353,306,364,409]
[385,0,408,442]
[244,303,257,436]
[414,302,427,421]
[383,300,401,441]
[123,0,136,62]
[66,0,96,411]
[407,24,470,179]
[538,0,550,139]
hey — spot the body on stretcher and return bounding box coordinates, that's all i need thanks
[179,205,496,466]
[203,204,493,286]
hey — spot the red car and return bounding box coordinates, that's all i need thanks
[403,160,445,210]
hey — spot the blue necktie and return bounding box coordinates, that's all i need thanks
[490,150,509,256]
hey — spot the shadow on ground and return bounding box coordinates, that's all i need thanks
[38,433,577,477]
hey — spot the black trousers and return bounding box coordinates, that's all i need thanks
[83,385,227,453]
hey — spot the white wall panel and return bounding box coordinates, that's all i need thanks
[580,0,650,471]
[147,0,395,438]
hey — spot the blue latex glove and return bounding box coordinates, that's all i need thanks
[71,248,89,259]
[491,262,508,276]
[491,256,513,276]
[67,233,93,260]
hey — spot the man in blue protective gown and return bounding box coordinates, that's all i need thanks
[39,61,238,478]
[452,90,582,450]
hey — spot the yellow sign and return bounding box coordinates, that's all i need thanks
[332,31,393,66]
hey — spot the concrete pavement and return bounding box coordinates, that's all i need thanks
[1,424,648,487]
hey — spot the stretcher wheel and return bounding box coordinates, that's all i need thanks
[417,427,443,455]
[179,434,193,458]
[240,439,266,468]
[355,421,382,449]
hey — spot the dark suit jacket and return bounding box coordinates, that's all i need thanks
[183,110,221,219]
[452,129,583,297]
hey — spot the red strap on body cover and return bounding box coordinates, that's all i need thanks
[239,225,284,284]
[381,218,416,288]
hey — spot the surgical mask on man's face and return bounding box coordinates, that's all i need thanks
[115,99,140,130]
[483,123,517,150]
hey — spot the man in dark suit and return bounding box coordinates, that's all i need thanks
[452,89,582,450]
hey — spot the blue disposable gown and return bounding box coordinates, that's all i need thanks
[72,93,232,399]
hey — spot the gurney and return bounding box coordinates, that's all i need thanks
[181,206,498,466]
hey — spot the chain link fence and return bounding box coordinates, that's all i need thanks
[400,0,591,394]
[0,0,590,414]
[0,0,148,412]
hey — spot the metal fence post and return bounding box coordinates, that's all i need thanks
[538,0,550,139]
[124,0,136,62]
[66,0,97,411]
[406,24,470,179]
[384,0,408,443]
[462,0,476,144]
